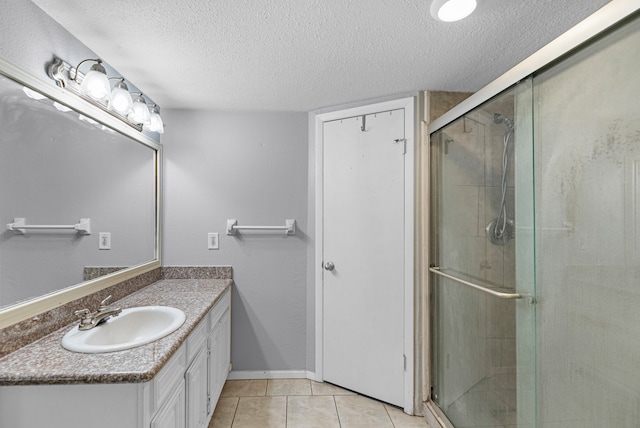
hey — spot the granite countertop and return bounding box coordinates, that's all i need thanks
[0,278,231,386]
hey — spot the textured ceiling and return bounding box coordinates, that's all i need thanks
[30,0,611,111]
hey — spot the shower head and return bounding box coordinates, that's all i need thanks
[493,113,514,130]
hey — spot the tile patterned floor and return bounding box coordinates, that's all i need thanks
[209,379,431,427]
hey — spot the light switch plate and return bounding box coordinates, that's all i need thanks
[99,232,111,250]
[208,232,219,250]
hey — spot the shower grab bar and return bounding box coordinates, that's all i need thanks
[226,219,296,236]
[7,217,91,235]
[429,266,523,300]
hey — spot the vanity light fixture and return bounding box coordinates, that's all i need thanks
[430,0,477,22]
[47,56,163,134]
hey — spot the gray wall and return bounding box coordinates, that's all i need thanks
[162,109,309,372]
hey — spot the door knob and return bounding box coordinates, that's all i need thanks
[324,261,335,271]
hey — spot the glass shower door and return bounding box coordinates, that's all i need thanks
[430,83,536,428]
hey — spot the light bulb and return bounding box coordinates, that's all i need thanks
[80,61,110,102]
[144,105,165,134]
[22,86,47,100]
[128,94,151,125]
[150,112,165,134]
[109,79,133,115]
[79,114,98,125]
[53,102,72,112]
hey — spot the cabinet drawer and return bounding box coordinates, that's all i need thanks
[153,345,186,411]
[209,289,230,329]
[186,317,208,363]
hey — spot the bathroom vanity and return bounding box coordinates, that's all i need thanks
[0,278,231,428]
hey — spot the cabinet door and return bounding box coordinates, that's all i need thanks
[208,308,231,410]
[151,380,186,428]
[186,347,209,428]
[218,309,231,386]
[207,321,221,414]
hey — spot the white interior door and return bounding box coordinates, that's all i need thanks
[322,109,406,407]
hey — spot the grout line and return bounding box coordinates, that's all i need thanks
[383,404,397,428]
[230,396,240,428]
[333,395,342,428]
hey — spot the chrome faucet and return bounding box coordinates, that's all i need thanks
[74,295,122,330]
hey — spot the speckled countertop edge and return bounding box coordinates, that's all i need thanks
[0,278,231,386]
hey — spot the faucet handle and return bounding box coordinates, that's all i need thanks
[99,295,113,310]
[74,308,91,318]
[74,308,93,327]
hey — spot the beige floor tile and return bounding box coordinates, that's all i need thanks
[266,378,312,396]
[384,404,431,427]
[232,396,287,428]
[310,381,357,396]
[220,379,267,397]
[335,395,394,428]
[287,396,341,428]
[208,397,238,428]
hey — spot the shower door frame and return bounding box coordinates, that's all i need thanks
[421,1,640,426]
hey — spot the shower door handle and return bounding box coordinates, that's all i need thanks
[324,261,335,271]
[429,266,533,302]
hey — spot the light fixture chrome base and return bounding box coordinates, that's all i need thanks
[47,57,143,132]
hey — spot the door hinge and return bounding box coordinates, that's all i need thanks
[403,354,407,371]
[394,138,406,154]
[206,394,211,414]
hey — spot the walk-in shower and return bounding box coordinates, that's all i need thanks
[428,8,640,427]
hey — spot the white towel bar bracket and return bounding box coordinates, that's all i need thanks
[226,219,296,236]
[6,218,92,235]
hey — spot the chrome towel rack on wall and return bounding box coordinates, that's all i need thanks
[6,217,91,235]
[226,219,296,236]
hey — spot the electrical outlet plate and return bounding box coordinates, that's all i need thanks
[208,232,219,250]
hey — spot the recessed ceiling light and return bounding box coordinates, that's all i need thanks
[431,0,477,22]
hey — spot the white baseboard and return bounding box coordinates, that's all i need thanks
[227,370,316,380]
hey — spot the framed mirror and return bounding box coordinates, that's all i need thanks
[0,57,161,329]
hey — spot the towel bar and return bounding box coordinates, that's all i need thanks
[226,219,296,236]
[6,218,91,235]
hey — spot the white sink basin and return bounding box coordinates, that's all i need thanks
[61,306,186,353]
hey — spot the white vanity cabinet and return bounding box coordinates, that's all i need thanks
[0,288,231,428]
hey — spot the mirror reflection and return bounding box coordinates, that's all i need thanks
[0,74,157,310]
